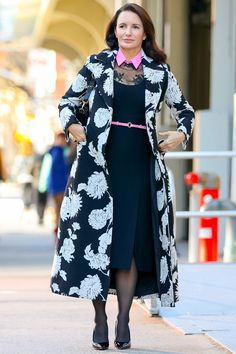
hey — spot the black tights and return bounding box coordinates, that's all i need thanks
[92,257,138,342]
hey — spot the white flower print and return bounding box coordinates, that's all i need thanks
[146,116,154,130]
[165,72,182,106]
[167,178,173,203]
[98,229,112,253]
[84,245,110,270]
[59,98,69,107]
[87,62,104,78]
[160,256,169,284]
[155,161,161,181]
[145,90,160,109]
[70,158,78,179]
[144,67,164,84]
[158,158,166,174]
[60,238,75,263]
[60,190,82,221]
[60,106,73,129]
[157,188,165,211]
[171,243,178,270]
[51,283,60,292]
[104,49,114,57]
[60,197,71,221]
[88,142,106,168]
[146,127,154,149]
[68,227,77,241]
[103,68,113,96]
[72,73,87,93]
[168,106,178,121]
[160,283,174,306]
[78,274,103,299]
[72,222,80,231]
[172,270,178,283]
[69,286,79,296]
[97,130,109,151]
[103,77,112,96]
[104,198,113,221]
[161,208,169,229]
[87,172,108,199]
[184,101,193,111]
[160,293,170,306]
[160,233,169,251]
[146,110,154,120]
[88,209,107,230]
[59,270,67,281]
[77,183,87,192]
[94,108,111,128]
[51,254,61,277]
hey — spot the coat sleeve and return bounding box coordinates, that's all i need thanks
[164,66,195,149]
[58,56,93,140]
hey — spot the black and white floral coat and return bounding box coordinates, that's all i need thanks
[50,49,194,307]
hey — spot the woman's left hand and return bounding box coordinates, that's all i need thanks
[158,131,185,153]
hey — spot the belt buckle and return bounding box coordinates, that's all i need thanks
[128,122,132,128]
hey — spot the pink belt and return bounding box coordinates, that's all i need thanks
[111,121,146,130]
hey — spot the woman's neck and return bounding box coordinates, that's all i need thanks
[119,47,141,60]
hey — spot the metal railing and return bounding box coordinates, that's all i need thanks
[166,150,236,262]
[166,150,236,159]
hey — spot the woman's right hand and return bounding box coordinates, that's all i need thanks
[68,123,87,143]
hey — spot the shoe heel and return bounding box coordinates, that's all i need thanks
[92,329,109,350]
[114,321,131,350]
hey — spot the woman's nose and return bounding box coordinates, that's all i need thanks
[125,27,132,35]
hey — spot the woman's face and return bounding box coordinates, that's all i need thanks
[115,11,146,51]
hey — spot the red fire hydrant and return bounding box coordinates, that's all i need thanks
[185,172,220,262]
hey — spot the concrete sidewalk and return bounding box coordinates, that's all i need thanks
[0,194,232,353]
[160,263,236,354]
[0,268,229,354]
[0,236,230,353]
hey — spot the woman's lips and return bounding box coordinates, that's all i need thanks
[123,39,134,42]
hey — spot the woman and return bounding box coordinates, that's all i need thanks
[50,3,194,351]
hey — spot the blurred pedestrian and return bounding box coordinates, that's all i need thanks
[36,153,49,225]
[50,3,195,351]
[0,148,7,181]
[47,132,70,236]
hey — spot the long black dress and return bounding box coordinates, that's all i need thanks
[105,62,155,273]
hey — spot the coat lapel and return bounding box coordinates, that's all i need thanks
[95,50,117,111]
[93,49,167,158]
[142,50,165,157]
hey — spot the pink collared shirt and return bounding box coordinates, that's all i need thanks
[116,48,142,69]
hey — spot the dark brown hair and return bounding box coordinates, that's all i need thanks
[105,3,166,64]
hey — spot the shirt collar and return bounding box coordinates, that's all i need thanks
[116,48,142,69]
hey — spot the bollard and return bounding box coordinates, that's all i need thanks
[184,172,220,262]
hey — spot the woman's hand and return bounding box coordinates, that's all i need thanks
[158,131,185,153]
[68,123,87,143]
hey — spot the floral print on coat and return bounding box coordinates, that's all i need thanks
[50,49,195,307]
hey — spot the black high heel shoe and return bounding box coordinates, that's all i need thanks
[92,329,109,350]
[114,321,131,350]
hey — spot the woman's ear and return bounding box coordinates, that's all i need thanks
[143,34,146,41]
